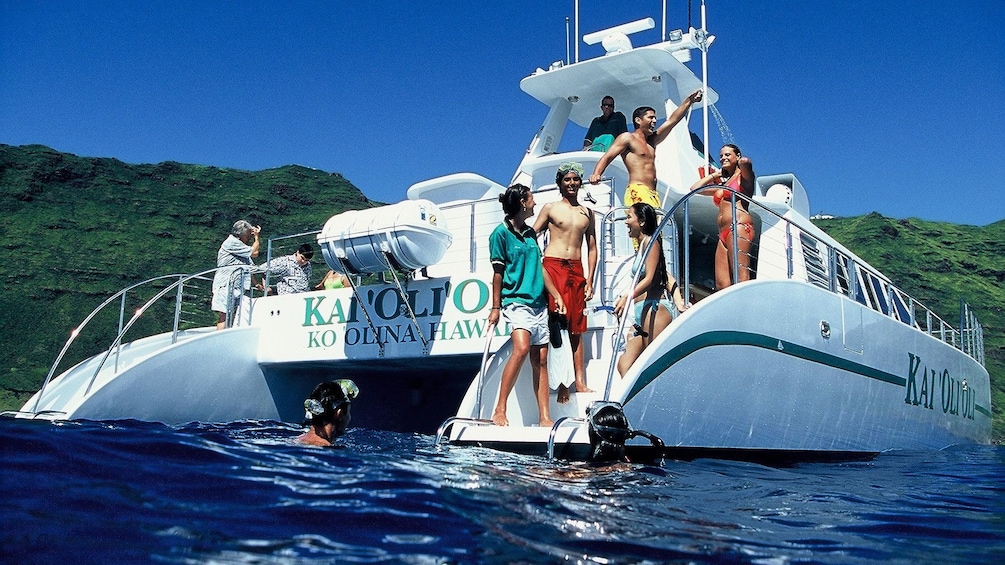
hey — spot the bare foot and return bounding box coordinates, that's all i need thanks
[492,411,509,426]
[557,384,571,404]
[574,380,594,394]
[539,418,554,428]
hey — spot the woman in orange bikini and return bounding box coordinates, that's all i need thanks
[690,144,756,290]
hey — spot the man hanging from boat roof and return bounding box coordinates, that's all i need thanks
[532,161,597,404]
[589,89,704,214]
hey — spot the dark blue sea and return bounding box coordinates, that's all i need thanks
[2,419,1002,564]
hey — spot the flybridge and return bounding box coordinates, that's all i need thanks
[522,17,718,129]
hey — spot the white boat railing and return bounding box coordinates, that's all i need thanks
[25,267,257,415]
[596,186,985,397]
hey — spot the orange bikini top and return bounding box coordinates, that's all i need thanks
[712,173,743,206]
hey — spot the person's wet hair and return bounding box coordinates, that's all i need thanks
[722,143,742,157]
[498,184,531,217]
[631,202,659,236]
[632,106,656,127]
[303,380,357,428]
[587,403,630,461]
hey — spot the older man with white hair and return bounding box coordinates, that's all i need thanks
[212,219,261,330]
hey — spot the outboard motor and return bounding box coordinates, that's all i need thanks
[586,401,665,463]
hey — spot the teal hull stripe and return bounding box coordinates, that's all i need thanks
[628,330,908,403]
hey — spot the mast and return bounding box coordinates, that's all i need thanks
[574,0,580,63]
[662,0,667,41]
[700,0,711,171]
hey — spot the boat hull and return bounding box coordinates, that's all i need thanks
[617,280,991,452]
[441,280,991,461]
[19,325,480,433]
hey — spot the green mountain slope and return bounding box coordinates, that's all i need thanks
[1,145,1000,442]
[0,144,377,408]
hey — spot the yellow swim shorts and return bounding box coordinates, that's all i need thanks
[624,183,661,208]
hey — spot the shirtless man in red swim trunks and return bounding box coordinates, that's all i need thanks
[533,162,597,403]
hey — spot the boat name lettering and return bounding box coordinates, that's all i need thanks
[305,320,508,349]
[301,278,489,326]
[451,279,489,314]
[428,320,510,341]
[904,353,975,420]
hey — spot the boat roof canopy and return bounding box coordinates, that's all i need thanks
[520,46,719,128]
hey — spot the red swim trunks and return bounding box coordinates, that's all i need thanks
[542,257,587,335]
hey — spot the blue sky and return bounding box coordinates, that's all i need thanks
[2,1,1002,226]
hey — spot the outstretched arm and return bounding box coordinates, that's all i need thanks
[531,203,551,237]
[653,89,703,145]
[488,265,504,327]
[589,132,631,184]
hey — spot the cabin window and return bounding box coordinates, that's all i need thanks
[891,288,915,327]
[852,264,870,307]
[835,253,853,297]
[799,232,829,289]
[868,274,890,315]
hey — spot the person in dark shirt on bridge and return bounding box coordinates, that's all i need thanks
[583,95,628,151]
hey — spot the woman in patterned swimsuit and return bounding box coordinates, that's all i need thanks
[691,144,756,290]
[613,203,686,376]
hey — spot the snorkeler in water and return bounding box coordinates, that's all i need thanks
[296,379,359,446]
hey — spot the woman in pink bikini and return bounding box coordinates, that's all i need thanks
[690,144,756,290]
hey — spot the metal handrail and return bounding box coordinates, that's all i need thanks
[596,185,985,395]
[31,273,195,413]
[31,266,251,412]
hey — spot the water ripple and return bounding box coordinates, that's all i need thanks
[2,419,1003,563]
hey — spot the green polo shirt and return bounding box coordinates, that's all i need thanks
[488,222,546,308]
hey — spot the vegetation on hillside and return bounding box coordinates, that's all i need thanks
[1,144,1001,441]
[813,214,1005,441]
[0,144,376,408]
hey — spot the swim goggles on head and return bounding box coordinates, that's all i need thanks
[557,161,585,178]
[304,379,360,419]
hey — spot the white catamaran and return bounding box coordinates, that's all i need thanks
[12,5,990,462]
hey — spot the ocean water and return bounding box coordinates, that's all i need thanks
[1,419,1002,564]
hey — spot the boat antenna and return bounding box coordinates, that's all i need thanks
[565,17,571,65]
[574,0,580,63]
[700,0,711,172]
[662,0,667,40]
[688,0,693,30]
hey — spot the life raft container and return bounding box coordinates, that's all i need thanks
[316,199,452,274]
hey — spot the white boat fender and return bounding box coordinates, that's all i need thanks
[586,401,665,463]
